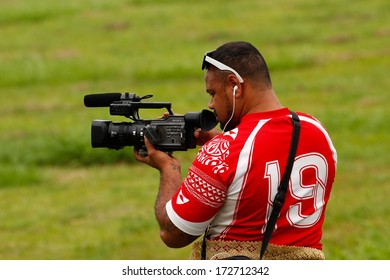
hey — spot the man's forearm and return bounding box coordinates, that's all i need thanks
[154,163,198,248]
[155,162,182,226]
[134,137,198,247]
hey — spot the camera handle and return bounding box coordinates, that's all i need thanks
[137,125,174,157]
[110,101,174,120]
[144,125,161,145]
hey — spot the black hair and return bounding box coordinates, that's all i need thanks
[207,41,272,87]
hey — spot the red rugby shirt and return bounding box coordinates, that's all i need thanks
[166,108,337,249]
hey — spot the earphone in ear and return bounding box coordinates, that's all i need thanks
[223,85,238,133]
[233,85,238,96]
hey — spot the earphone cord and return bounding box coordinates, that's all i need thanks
[222,92,236,133]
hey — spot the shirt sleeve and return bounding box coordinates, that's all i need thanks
[165,136,231,236]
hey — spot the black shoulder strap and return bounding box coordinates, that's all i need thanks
[260,111,301,259]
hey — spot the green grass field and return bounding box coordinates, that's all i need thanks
[0,0,389,259]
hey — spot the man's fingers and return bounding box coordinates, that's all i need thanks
[143,136,155,152]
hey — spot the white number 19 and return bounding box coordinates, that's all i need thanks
[263,153,328,232]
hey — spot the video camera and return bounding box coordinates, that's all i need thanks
[84,92,217,152]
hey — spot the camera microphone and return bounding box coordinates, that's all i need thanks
[84,93,122,107]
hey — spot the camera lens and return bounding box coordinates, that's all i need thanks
[91,120,145,150]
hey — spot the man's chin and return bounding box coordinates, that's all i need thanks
[220,123,232,132]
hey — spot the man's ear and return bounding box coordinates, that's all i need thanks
[227,75,242,97]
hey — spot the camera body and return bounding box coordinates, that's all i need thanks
[85,93,217,152]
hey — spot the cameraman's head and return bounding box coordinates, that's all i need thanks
[202,41,279,131]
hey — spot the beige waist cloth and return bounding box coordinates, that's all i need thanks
[190,238,325,260]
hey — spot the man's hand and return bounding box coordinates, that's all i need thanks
[194,128,221,146]
[134,137,180,172]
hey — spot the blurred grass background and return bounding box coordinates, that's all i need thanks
[0,0,389,259]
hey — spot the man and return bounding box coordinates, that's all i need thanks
[135,41,337,259]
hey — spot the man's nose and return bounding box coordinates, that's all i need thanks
[208,99,214,110]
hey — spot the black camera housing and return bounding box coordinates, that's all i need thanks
[85,93,217,152]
